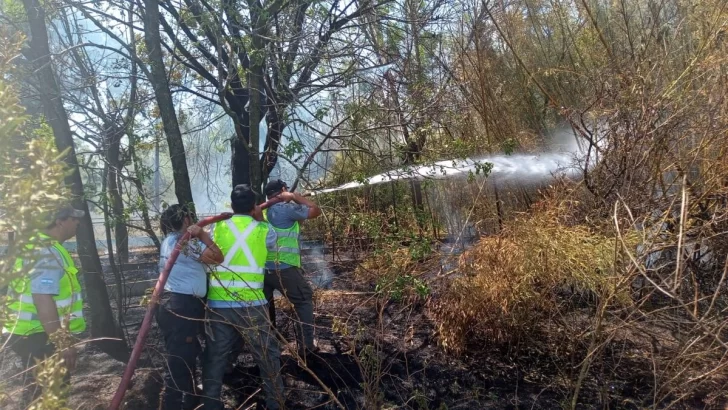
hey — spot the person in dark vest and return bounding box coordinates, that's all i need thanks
[262,179,322,359]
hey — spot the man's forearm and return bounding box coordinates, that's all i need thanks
[292,193,319,209]
[32,294,62,336]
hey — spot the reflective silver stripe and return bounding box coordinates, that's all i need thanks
[13,309,83,322]
[18,293,81,308]
[218,266,265,274]
[210,279,264,290]
[275,247,300,254]
[18,294,34,304]
[55,297,74,308]
[14,311,38,321]
[274,231,299,238]
[222,220,262,269]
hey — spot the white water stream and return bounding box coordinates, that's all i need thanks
[307,132,586,196]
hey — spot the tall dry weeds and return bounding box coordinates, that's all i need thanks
[432,188,638,352]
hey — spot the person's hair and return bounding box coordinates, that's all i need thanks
[264,179,288,198]
[160,204,193,235]
[231,185,256,214]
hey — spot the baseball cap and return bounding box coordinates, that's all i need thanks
[54,205,85,220]
[264,179,287,197]
[46,205,85,226]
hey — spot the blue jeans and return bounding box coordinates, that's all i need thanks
[201,304,284,409]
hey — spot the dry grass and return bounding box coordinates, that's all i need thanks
[432,191,639,353]
[355,247,421,283]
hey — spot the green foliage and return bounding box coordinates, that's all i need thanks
[0,0,24,21]
[407,235,431,260]
[501,138,518,155]
[314,106,329,121]
[0,83,69,288]
[282,139,304,159]
[376,273,430,303]
[0,40,70,409]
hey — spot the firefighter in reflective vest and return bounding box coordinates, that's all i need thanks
[3,205,87,405]
[262,179,322,359]
[201,184,285,410]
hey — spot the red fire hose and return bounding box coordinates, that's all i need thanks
[109,199,281,410]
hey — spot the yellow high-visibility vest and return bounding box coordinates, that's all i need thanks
[208,216,269,306]
[263,208,301,268]
[3,233,86,336]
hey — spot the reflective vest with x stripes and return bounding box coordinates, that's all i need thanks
[262,208,301,268]
[3,233,86,336]
[208,215,270,307]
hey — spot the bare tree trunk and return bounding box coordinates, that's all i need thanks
[246,65,263,197]
[102,164,127,338]
[125,2,160,250]
[494,184,504,232]
[143,0,195,209]
[57,9,131,263]
[247,65,264,198]
[106,128,129,263]
[22,0,129,361]
[128,140,161,250]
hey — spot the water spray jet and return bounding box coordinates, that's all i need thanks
[304,130,590,196]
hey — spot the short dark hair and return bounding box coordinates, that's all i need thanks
[264,179,288,198]
[231,184,256,214]
[160,204,193,235]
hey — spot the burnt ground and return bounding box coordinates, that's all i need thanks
[2,251,728,409]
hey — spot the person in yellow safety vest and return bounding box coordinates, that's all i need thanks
[262,179,322,360]
[2,205,87,407]
[201,184,285,410]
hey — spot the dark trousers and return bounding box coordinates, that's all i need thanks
[201,305,284,410]
[264,266,315,353]
[156,292,205,410]
[7,331,71,408]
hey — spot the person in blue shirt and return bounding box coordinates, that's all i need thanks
[157,204,223,410]
[262,179,322,359]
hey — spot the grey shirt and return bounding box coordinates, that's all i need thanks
[28,246,66,295]
[160,233,208,297]
[264,202,310,270]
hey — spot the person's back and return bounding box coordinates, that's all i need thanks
[156,204,222,410]
[207,214,270,307]
[262,179,321,359]
[201,184,284,410]
[263,201,307,269]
